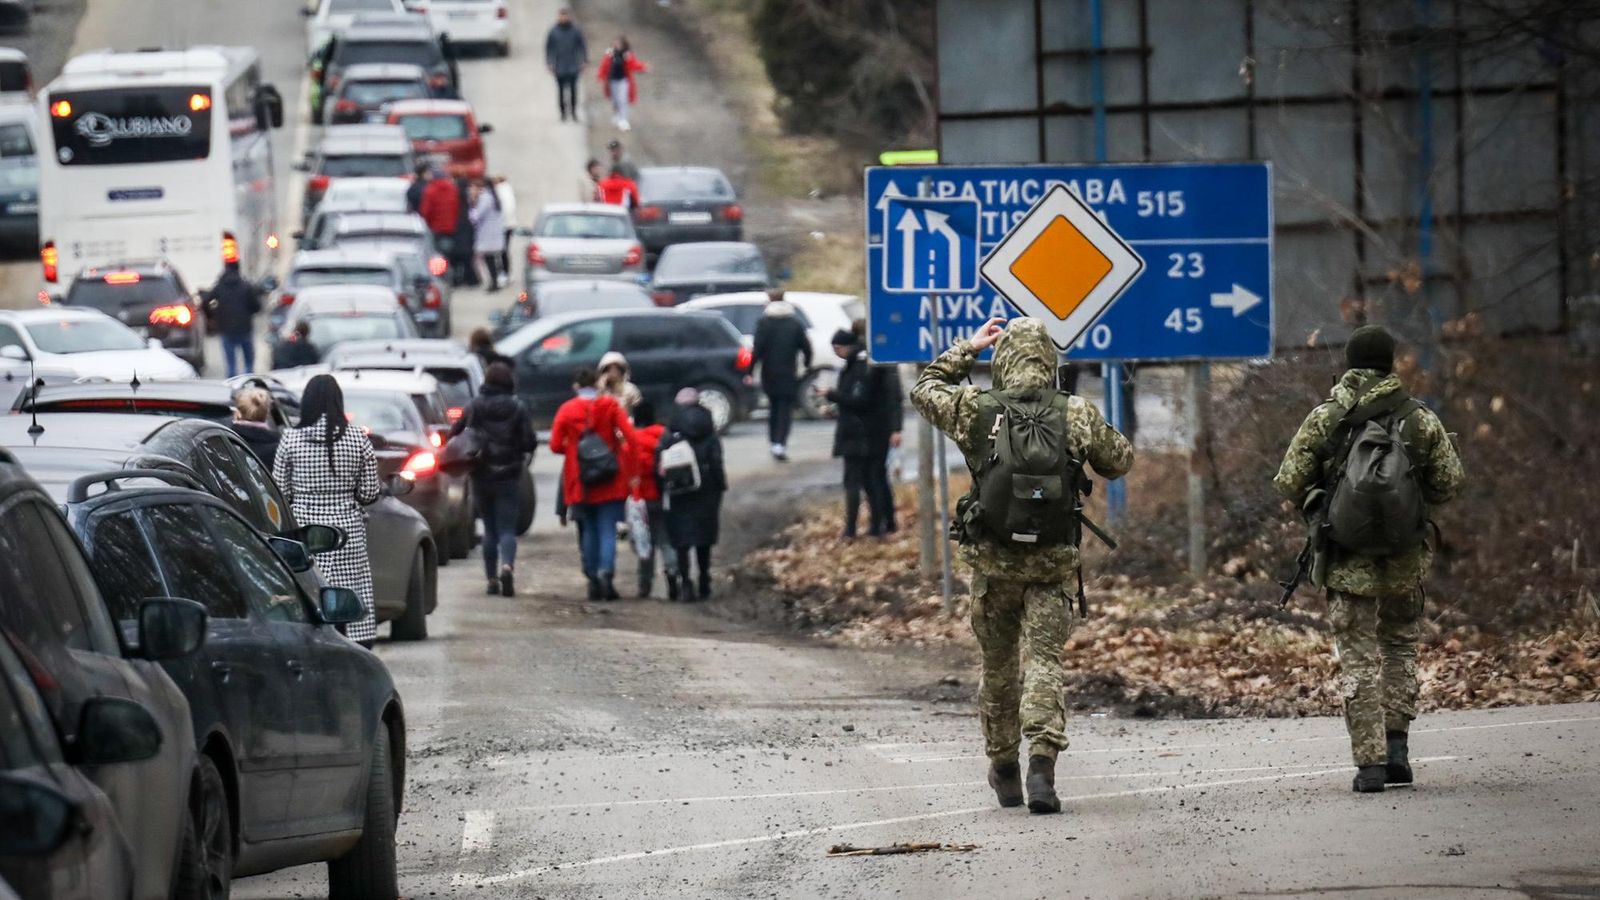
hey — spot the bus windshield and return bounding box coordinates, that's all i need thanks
[27,318,147,354]
[49,86,213,166]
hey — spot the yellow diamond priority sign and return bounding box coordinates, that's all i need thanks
[980,185,1145,350]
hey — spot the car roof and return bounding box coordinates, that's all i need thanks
[537,279,649,296]
[322,177,410,198]
[319,125,411,153]
[293,284,402,312]
[339,63,429,81]
[538,202,629,216]
[292,247,402,268]
[71,259,181,279]
[496,308,728,354]
[659,241,760,256]
[0,411,180,451]
[331,368,439,394]
[343,15,438,39]
[0,104,35,125]
[685,291,854,308]
[0,49,26,63]
[639,166,728,178]
[0,306,112,324]
[330,212,426,234]
[385,98,473,116]
[17,379,233,409]
[326,338,470,365]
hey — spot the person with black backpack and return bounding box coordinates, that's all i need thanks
[911,317,1133,815]
[1275,324,1464,794]
[449,362,537,597]
[656,388,727,601]
[550,367,635,600]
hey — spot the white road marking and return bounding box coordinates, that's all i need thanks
[868,714,1600,763]
[453,763,1392,887]
[459,809,495,856]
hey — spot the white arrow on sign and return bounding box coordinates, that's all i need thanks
[874,181,906,213]
[1209,283,1262,317]
[895,208,921,290]
[923,209,961,290]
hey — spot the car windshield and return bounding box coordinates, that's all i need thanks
[292,266,394,288]
[540,286,651,316]
[639,170,733,201]
[343,391,422,441]
[0,123,33,159]
[538,213,630,239]
[25,317,147,354]
[322,153,409,177]
[344,79,427,106]
[303,313,407,345]
[426,368,473,408]
[396,114,468,141]
[338,40,443,70]
[66,276,184,312]
[656,246,766,278]
[330,0,397,11]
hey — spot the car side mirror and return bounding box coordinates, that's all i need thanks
[384,472,414,497]
[0,345,26,361]
[512,225,533,238]
[299,6,315,16]
[476,122,492,134]
[318,586,365,625]
[292,159,310,173]
[283,522,345,553]
[137,597,207,660]
[267,536,315,573]
[73,697,163,766]
[0,774,77,856]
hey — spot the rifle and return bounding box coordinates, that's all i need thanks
[1279,488,1328,607]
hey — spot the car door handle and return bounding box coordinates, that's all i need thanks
[286,660,305,679]
[210,661,233,682]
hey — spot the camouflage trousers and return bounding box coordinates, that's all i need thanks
[1330,590,1422,766]
[970,574,1076,763]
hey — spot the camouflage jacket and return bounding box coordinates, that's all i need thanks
[1273,369,1465,597]
[911,319,1134,581]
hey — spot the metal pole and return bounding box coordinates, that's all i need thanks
[934,429,954,606]
[918,409,937,585]
[1186,362,1210,578]
[1089,0,1127,523]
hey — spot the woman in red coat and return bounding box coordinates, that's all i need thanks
[550,367,635,599]
[596,36,649,131]
[624,400,680,599]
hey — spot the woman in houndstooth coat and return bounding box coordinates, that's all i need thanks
[273,374,382,645]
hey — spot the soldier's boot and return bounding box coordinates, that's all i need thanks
[1025,755,1060,814]
[987,760,1023,808]
[1385,731,1413,785]
[1352,765,1387,793]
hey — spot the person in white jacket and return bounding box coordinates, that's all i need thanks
[470,180,508,291]
[492,176,517,286]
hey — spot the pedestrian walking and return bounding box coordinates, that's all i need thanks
[419,166,460,279]
[545,7,588,122]
[273,374,382,646]
[1273,325,1464,793]
[911,317,1133,814]
[276,320,321,368]
[451,361,537,596]
[469,180,507,291]
[624,399,680,598]
[825,329,902,538]
[597,351,642,416]
[596,37,648,131]
[406,161,429,213]
[230,386,280,469]
[468,326,512,370]
[205,259,263,377]
[452,174,478,286]
[750,288,812,460]
[596,165,639,209]
[493,176,517,284]
[606,139,640,183]
[657,388,726,600]
[550,367,635,600]
[581,158,604,202]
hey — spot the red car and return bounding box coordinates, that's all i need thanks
[384,98,492,180]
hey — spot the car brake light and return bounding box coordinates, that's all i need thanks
[735,345,753,372]
[278,292,296,307]
[634,206,663,223]
[149,304,194,327]
[496,6,507,17]
[40,241,57,283]
[397,292,408,306]
[447,406,463,422]
[428,73,449,90]
[651,290,675,307]
[104,271,140,285]
[526,242,545,266]
[335,99,358,113]
[424,283,442,308]
[622,244,642,267]
[403,450,437,476]
[308,175,330,195]
[721,204,743,222]
[428,255,448,276]
[428,430,443,448]
[221,232,240,264]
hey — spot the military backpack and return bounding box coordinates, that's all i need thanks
[956,389,1089,547]
[1320,383,1427,556]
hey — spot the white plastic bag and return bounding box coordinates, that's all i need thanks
[625,496,652,559]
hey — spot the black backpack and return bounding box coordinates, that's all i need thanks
[576,402,620,489]
[1320,384,1427,555]
[958,390,1088,547]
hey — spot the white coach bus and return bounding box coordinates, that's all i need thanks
[38,47,285,291]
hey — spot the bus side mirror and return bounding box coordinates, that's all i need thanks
[257,85,285,130]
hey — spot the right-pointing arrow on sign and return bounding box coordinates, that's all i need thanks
[1210,283,1262,317]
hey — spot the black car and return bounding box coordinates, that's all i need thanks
[63,470,405,897]
[631,167,743,258]
[315,15,458,120]
[495,309,756,431]
[322,63,432,126]
[0,451,205,900]
[0,412,439,641]
[57,261,206,372]
[14,377,300,429]
[648,242,771,308]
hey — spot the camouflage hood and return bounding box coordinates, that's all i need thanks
[1331,368,1404,409]
[991,318,1056,392]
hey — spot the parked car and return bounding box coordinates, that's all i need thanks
[0,48,31,102]
[0,630,140,900]
[0,410,439,641]
[63,469,406,897]
[0,101,38,250]
[522,203,643,291]
[0,308,195,381]
[14,377,300,429]
[493,279,653,338]
[270,284,421,368]
[56,261,206,373]
[0,357,73,412]
[0,451,204,900]
[648,241,770,307]
[682,291,860,418]
[384,98,491,179]
[495,309,755,431]
[328,236,452,336]
[315,13,458,120]
[322,62,432,126]
[273,246,441,336]
[297,177,412,248]
[298,125,416,222]
[631,166,743,258]
[303,0,407,57]
[316,209,437,252]
[411,0,510,55]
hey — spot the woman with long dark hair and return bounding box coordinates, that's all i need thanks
[273,374,382,645]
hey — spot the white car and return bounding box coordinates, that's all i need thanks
[522,203,646,290]
[305,0,408,55]
[412,0,509,55]
[680,291,862,418]
[0,308,196,381]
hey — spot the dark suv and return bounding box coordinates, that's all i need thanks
[58,261,206,372]
[495,309,756,431]
[316,16,458,120]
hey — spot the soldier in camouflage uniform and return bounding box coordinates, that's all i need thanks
[912,317,1133,813]
[1274,325,1464,793]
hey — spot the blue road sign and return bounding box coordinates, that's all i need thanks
[864,162,1273,363]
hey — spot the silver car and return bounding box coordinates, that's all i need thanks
[521,203,645,292]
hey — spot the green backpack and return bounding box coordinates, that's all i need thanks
[956,390,1088,547]
[1320,385,1428,556]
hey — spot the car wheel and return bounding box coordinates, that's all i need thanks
[497,40,511,57]
[516,470,535,535]
[173,755,231,900]
[798,369,836,420]
[695,382,736,434]
[390,548,428,641]
[328,724,398,900]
